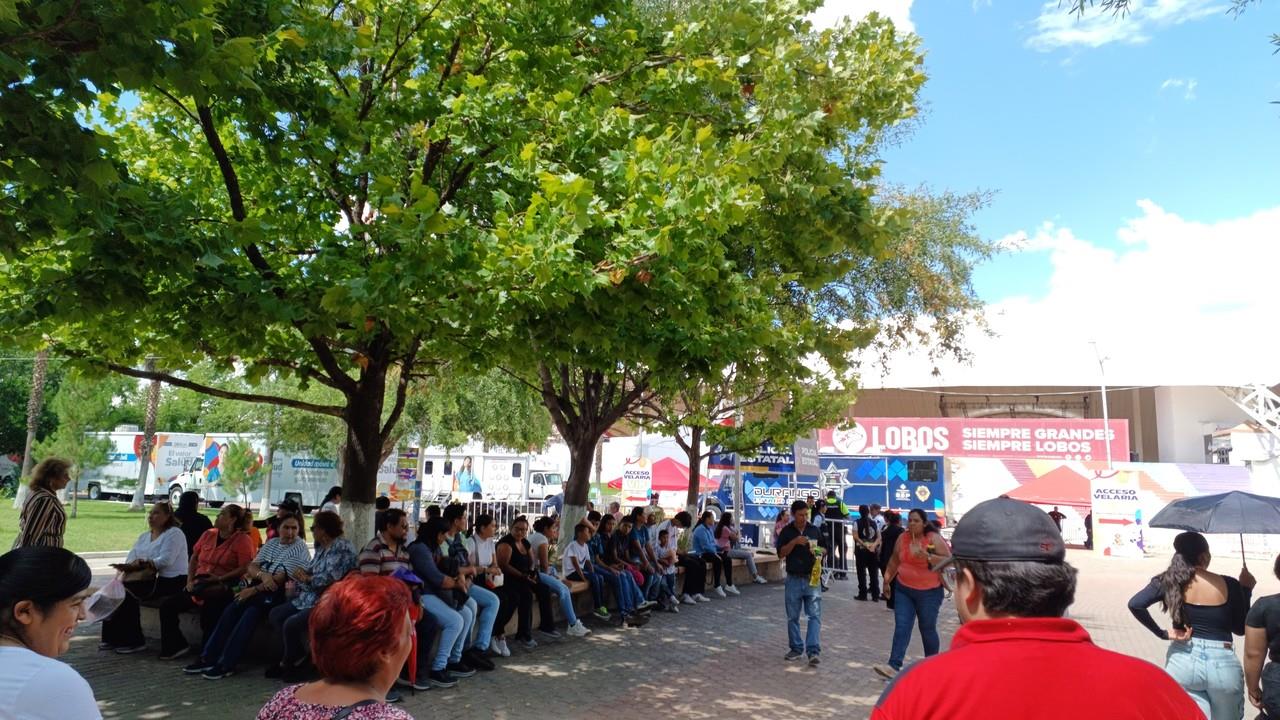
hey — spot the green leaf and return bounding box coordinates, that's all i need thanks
[276,28,306,47]
[82,160,118,187]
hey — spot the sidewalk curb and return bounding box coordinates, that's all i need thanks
[78,551,130,558]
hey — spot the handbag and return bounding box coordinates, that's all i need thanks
[122,567,157,584]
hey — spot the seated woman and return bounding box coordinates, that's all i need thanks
[0,546,101,720]
[257,574,414,720]
[159,503,255,660]
[590,515,648,627]
[529,517,590,637]
[265,511,357,681]
[715,512,768,585]
[102,501,189,654]
[619,514,662,605]
[495,516,557,649]
[409,517,484,690]
[185,513,311,679]
[693,511,737,598]
[465,513,511,657]
[255,498,307,542]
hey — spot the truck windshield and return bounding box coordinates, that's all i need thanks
[543,473,563,487]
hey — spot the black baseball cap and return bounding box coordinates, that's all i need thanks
[938,498,1065,566]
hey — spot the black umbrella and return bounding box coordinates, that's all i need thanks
[1148,490,1280,569]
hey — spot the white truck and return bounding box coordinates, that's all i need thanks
[173,433,342,509]
[417,445,564,502]
[83,431,205,505]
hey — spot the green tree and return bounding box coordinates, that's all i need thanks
[491,3,927,539]
[0,348,63,457]
[2,0,925,543]
[218,438,264,506]
[33,370,127,518]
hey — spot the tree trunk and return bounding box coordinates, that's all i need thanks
[13,350,48,510]
[340,368,387,544]
[557,436,597,555]
[258,445,275,519]
[129,359,160,512]
[684,426,703,512]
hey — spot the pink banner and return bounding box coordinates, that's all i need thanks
[818,417,1129,461]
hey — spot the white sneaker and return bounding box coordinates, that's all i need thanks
[680,594,697,606]
[567,621,591,638]
[753,575,768,584]
[714,586,727,598]
[695,594,711,603]
[724,585,741,596]
[493,637,511,657]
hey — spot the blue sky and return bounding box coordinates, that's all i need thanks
[813,1,1280,386]
[876,0,1280,302]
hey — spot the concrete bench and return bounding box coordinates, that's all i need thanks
[138,598,278,660]
[495,551,783,635]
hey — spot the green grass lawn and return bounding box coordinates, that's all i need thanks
[0,498,219,553]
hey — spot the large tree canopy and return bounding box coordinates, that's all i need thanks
[2,1,935,540]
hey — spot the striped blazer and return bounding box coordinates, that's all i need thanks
[13,487,66,549]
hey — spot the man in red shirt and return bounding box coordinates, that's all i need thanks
[871,498,1204,720]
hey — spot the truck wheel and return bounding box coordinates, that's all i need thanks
[87,484,101,501]
[169,485,184,506]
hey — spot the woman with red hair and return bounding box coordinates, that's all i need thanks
[257,574,414,720]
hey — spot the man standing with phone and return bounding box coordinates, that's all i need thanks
[777,499,824,666]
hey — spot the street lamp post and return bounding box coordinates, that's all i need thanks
[1090,341,1113,470]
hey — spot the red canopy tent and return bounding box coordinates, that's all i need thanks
[1005,466,1091,507]
[606,456,717,493]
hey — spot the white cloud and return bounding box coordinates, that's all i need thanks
[810,0,915,34]
[1026,0,1226,52]
[1160,77,1198,99]
[858,201,1280,387]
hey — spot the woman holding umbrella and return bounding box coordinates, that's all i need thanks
[1128,531,1255,720]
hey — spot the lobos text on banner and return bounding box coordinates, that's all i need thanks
[818,417,1129,462]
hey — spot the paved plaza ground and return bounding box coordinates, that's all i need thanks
[67,549,1276,719]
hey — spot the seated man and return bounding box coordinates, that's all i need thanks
[872,498,1203,720]
[358,508,439,701]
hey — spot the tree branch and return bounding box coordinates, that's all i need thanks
[380,335,421,439]
[196,105,246,222]
[153,85,198,124]
[84,358,345,417]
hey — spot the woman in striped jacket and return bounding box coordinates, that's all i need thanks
[12,458,72,550]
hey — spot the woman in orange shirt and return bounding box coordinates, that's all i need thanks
[876,508,951,679]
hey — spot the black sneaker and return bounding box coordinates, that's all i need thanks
[159,646,190,661]
[386,689,403,703]
[463,648,495,671]
[202,665,233,680]
[445,661,476,678]
[114,644,147,655]
[428,670,458,689]
[395,675,432,691]
[808,654,820,666]
[183,660,214,675]
[784,650,804,661]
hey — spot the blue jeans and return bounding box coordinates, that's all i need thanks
[422,594,473,672]
[203,591,281,670]
[468,584,499,651]
[538,571,579,625]
[1165,638,1244,720]
[888,581,943,670]
[784,575,821,656]
[594,568,637,613]
[568,571,605,608]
